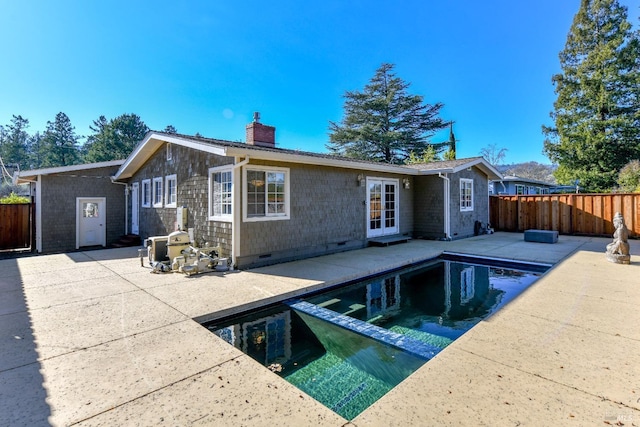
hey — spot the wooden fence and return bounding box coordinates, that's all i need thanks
[489,194,640,238]
[0,203,33,250]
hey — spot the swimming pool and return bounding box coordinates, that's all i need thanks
[203,255,546,420]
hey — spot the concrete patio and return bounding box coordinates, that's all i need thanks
[1,232,639,426]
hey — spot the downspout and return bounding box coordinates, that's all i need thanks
[438,173,451,240]
[111,177,129,236]
[35,177,42,252]
[231,156,249,269]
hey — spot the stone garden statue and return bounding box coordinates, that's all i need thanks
[606,212,631,264]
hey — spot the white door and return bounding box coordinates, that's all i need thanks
[77,198,106,248]
[366,178,399,238]
[131,183,139,235]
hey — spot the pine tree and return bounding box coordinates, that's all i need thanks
[40,112,81,167]
[0,115,30,170]
[327,63,448,164]
[163,125,177,134]
[84,113,149,162]
[543,0,640,192]
[27,131,44,169]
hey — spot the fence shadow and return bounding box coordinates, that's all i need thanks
[0,258,53,426]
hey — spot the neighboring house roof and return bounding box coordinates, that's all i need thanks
[495,175,554,186]
[114,131,503,181]
[14,160,125,184]
[404,156,502,180]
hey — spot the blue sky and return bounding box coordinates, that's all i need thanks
[1,0,639,164]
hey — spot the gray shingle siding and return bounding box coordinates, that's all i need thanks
[413,175,446,239]
[449,169,489,239]
[40,166,124,253]
[124,141,492,268]
[237,162,367,267]
[129,144,418,268]
[129,143,234,257]
[237,165,414,268]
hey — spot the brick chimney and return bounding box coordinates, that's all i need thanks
[246,112,276,148]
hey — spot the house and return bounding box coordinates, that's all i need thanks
[112,117,502,269]
[14,160,126,253]
[490,175,554,196]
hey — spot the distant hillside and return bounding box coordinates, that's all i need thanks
[496,162,557,184]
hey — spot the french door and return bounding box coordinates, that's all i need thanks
[366,178,399,238]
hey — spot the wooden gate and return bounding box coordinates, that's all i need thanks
[0,203,34,250]
[490,194,640,238]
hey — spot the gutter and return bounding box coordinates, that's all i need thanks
[438,173,451,240]
[231,156,249,269]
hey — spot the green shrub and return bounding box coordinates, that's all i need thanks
[0,192,30,204]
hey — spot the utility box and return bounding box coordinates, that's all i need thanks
[524,229,558,244]
[176,206,188,230]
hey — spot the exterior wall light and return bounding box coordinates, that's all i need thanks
[358,174,365,187]
[403,178,410,189]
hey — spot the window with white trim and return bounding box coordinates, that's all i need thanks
[153,177,163,207]
[244,166,290,221]
[515,184,524,195]
[460,178,473,211]
[165,174,177,207]
[142,179,151,208]
[209,166,233,220]
[460,266,475,304]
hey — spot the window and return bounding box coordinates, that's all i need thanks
[460,178,473,211]
[460,267,475,304]
[152,177,163,207]
[82,202,99,218]
[165,174,177,207]
[515,184,524,195]
[142,179,151,208]
[209,166,233,220]
[243,166,290,221]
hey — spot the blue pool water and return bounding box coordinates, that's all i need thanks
[203,256,545,420]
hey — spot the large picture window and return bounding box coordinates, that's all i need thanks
[142,179,151,208]
[209,166,233,220]
[460,178,473,211]
[243,166,290,221]
[153,177,163,208]
[165,174,177,208]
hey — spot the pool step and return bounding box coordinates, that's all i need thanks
[287,300,440,360]
[388,325,453,349]
[285,352,391,419]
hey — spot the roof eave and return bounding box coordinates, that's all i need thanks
[223,145,418,174]
[113,132,228,180]
[15,160,125,183]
